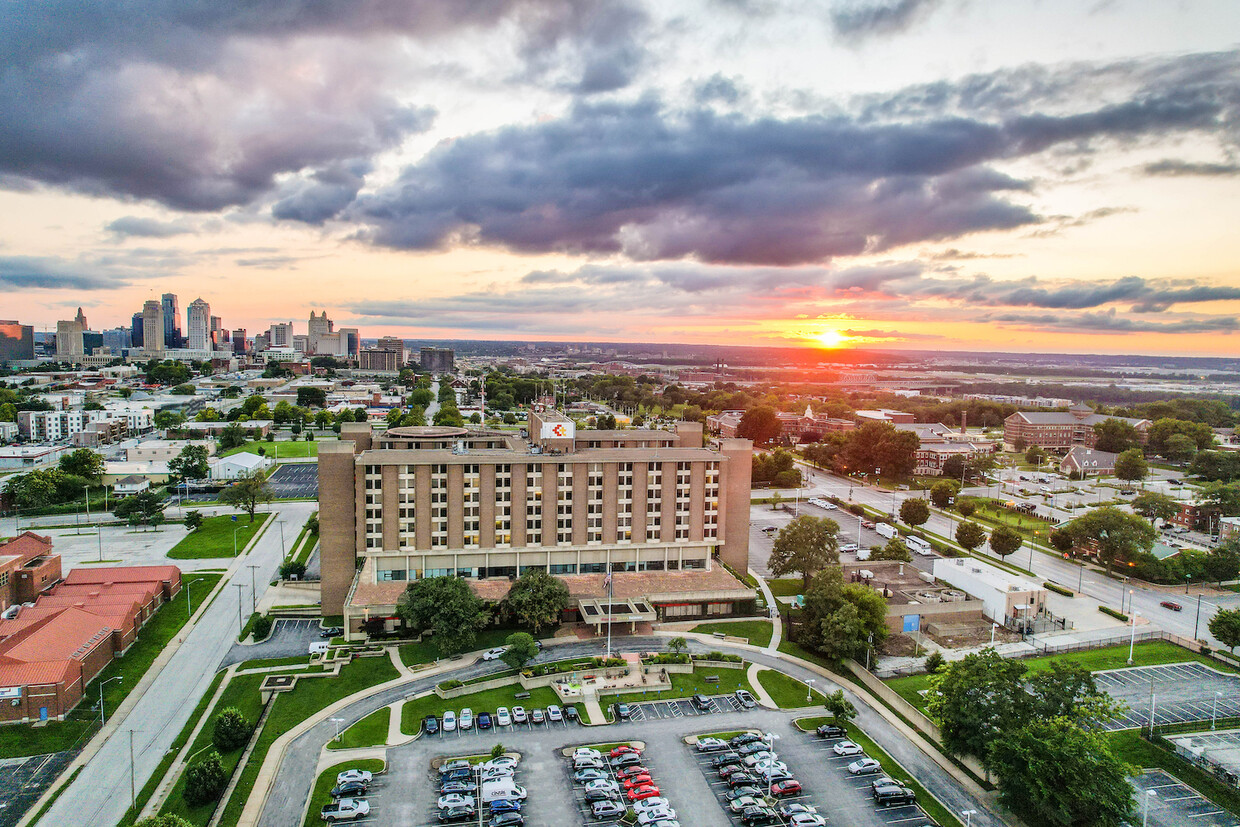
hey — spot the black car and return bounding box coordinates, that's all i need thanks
[330,780,369,798]
[488,814,524,827]
[873,784,916,807]
[424,716,440,735]
[611,753,642,769]
[815,724,846,739]
[584,789,621,803]
[564,706,580,722]
[440,769,473,783]
[320,626,343,638]
[730,733,762,748]
[438,807,477,823]
[692,693,711,710]
[740,806,778,825]
[725,786,761,801]
[440,781,478,795]
[614,703,632,720]
[712,753,743,768]
[738,742,769,756]
[478,711,493,729]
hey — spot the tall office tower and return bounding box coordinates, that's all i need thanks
[269,322,293,348]
[131,312,144,347]
[101,327,132,353]
[55,320,84,357]
[186,298,211,350]
[74,307,88,330]
[338,328,360,360]
[419,347,455,374]
[376,336,406,365]
[210,315,222,333]
[161,293,181,348]
[308,311,333,353]
[232,329,247,354]
[0,321,35,361]
[143,299,165,354]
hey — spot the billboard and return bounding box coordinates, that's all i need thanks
[540,420,575,440]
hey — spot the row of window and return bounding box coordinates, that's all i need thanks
[376,556,709,582]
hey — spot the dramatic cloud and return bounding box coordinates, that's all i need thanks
[992,309,1239,335]
[272,159,379,225]
[831,0,942,41]
[1143,159,1240,177]
[106,216,196,239]
[0,256,128,290]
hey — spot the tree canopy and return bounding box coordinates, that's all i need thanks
[169,444,210,483]
[770,515,840,590]
[58,448,103,481]
[737,406,781,445]
[1210,607,1240,653]
[797,567,887,661]
[899,497,930,527]
[1113,448,1148,484]
[114,490,166,528]
[1092,418,1143,454]
[218,471,273,522]
[988,525,1023,559]
[1063,506,1156,573]
[503,569,570,633]
[397,576,487,657]
[955,520,986,551]
[501,632,540,670]
[929,480,959,508]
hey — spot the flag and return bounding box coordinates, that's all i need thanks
[603,570,612,591]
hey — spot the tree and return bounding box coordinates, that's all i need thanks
[1067,507,1156,574]
[798,568,888,661]
[169,444,210,483]
[135,816,193,827]
[219,423,248,451]
[930,480,959,509]
[1025,445,1046,465]
[1209,607,1240,653]
[503,569,570,633]
[989,525,1023,560]
[297,386,327,408]
[941,454,967,481]
[58,448,103,481]
[1049,527,1076,553]
[396,576,486,657]
[279,561,307,580]
[1093,418,1143,454]
[434,405,465,427]
[955,521,985,552]
[1204,539,1240,586]
[666,636,688,655]
[872,538,911,561]
[899,498,930,527]
[1163,433,1198,463]
[956,499,977,519]
[770,515,840,590]
[114,490,166,528]
[1130,491,1179,525]
[1028,661,1125,725]
[314,410,333,430]
[184,510,204,532]
[1189,451,1240,483]
[1012,436,1027,452]
[926,649,1032,769]
[1113,449,1148,486]
[822,689,857,725]
[990,718,1134,827]
[218,471,273,522]
[183,749,227,805]
[212,707,252,752]
[501,632,540,670]
[737,406,781,445]
[1199,481,1240,517]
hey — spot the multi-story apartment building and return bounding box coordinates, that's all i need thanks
[419,346,455,374]
[318,411,755,638]
[0,320,34,363]
[1003,404,1150,451]
[17,410,127,443]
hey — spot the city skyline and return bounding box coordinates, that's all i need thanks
[2,1,1239,356]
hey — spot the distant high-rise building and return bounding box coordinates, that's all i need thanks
[130,311,144,347]
[232,329,247,354]
[359,348,400,372]
[161,293,181,349]
[308,311,333,353]
[143,299,165,354]
[187,298,211,350]
[376,336,406,365]
[55,319,84,357]
[252,332,270,353]
[420,347,455,374]
[269,322,293,348]
[0,320,35,362]
[101,327,132,353]
[74,307,88,330]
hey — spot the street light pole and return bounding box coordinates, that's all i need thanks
[962,810,976,827]
[1142,789,1156,827]
[233,525,241,556]
[805,678,814,705]
[235,583,245,634]
[1128,610,1140,665]
[129,728,137,811]
[990,623,999,647]
[247,564,259,615]
[99,675,123,726]
[1194,595,1203,640]
[1213,691,1222,730]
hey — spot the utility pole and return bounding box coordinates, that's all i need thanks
[235,583,245,634]
[247,564,260,615]
[129,729,137,812]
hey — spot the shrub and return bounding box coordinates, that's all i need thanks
[848,504,866,516]
[1043,582,1074,597]
[279,561,307,580]
[923,652,944,673]
[307,515,320,534]
[491,743,506,759]
[439,679,464,690]
[183,749,228,805]
[1098,606,1128,622]
[695,651,743,663]
[212,707,252,752]
[251,614,273,640]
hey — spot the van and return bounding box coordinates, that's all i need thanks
[481,780,527,803]
[876,523,897,540]
[906,536,932,556]
[308,641,329,656]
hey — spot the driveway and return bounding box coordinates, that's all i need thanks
[222,618,325,667]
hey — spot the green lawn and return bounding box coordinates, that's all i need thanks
[600,667,754,707]
[237,654,313,671]
[328,707,391,750]
[833,721,963,827]
[307,759,385,826]
[0,572,222,759]
[399,685,563,735]
[397,627,553,668]
[690,620,773,648]
[886,640,1238,712]
[766,579,803,597]
[755,669,826,708]
[221,440,320,458]
[168,513,271,559]
[1107,731,1240,817]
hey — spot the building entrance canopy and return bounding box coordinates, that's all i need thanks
[577,597,656,626]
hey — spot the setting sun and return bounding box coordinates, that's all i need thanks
[813,329,849,349]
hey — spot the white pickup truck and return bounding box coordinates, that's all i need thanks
[321,798,370,822]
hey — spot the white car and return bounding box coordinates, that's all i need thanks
[696,737,729,752]
[480,757,518,771]
[437,794,476,810]
[442,710,457,732]
[482,647,507,661]
[547,705,564,722]
[322,798,370,822]
[632,797,671,813]
[637,807,677,824]
[750,759,788,774]
[790,815,826,827]
[649,821,680,827]
[573,747,601,760]
[480,767,515,782]
[741,751,773,766]
[584,780,620,794]
[833,740,863,756]
[840,543,860,553]
[496,707,512,727]
[459,708,474,730]
[335,769,374,786]
[511,706,528,724]
[848,758,882,775]
[439,760,471,774]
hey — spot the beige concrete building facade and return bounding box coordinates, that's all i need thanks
[318,414,755,636]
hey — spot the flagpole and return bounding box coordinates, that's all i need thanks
[605,566,613,660]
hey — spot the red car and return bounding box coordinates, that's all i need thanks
[622,775,653,790]
[628,785,661,802]
[616,766,649,780]
[770,780,802,797]
[1160,601,1183,612]
[610,746,641,758]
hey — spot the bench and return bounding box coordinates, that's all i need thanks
[703,676,720,684]
[514,691,531,700]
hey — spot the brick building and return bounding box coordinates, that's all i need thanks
[0,533,61,611]
[1003,404,1150,451]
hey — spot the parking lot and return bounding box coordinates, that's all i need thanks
[688,731,831,827]
[1130,769,1239,827]
[1094,663,1240,731]
[267,463,318,498]
[750,504,909,581]
[623,693,746,722]
[407,753,529,827]
[566,741,657,827]
[222,618,324,667]
[419,709,578,741]
[0,752,77,827]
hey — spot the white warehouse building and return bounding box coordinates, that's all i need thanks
[932,557,1048,625]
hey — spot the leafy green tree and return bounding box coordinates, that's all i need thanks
[396,576,487,657]
[219,423,248,451]
[1025,445,1046,465]
[1199,481,1240,517]
[930,480,959,508]
[1147,417,1215,455]
[169,444,210,483]
[1163,433,1198,463]
[501,632,540,670]
[296,386,327,408]
[314,410,333,430]
[1113,448,1148,485]
[666,636,688,655]
[1209,607,1240,653]
[1028,661,1126,725]
[1049,527,1076,553]
[899,498,929,527]
[955,520,986,552]
[770,515,840,590]
[956,498,977,519]
[218,471,273,522]
[798,568,888,661]
[737,406,781,445]
[212,707,252,752]
[1204,539,1240,586]
[434,405,464,427]
[3,470,58,508]
[503,569,570,633]
[1067,507,1156,574]
[114,490,166,528]
[822,689,857,725]
[279,561,307,580]
[988,525,1023,560]
[1130,491,1179,524]
[1092,418,1143,454]
[927,649,1032,769]
[59,448,104,481]
[1189,451,1240,483]
[134,816,193,827]
[183,749,227,805]
[872,538,911,561]
[990,718,1134,827]
[272,400,296,424]
[184,510,203,532]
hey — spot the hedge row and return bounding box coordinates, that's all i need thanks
[1098,606,1128,622]
[1043,582,1074,597]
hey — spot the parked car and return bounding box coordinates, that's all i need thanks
[738,742,770,756]
[441,769,474,783]
[478,711,493,730]
[613,703,633,720]
[692,693,711,710]
[760,525,778,534]
[616,765,650,779]
[622,774,654,790]
[740,806,778,825]
[442,710,457,732]
[815,724,846,738]
[495,707,512,726]
[320,626,343,638]
[585,789,621,803]
[611,753,643,769]
[511,706,528,724]
[730,733,762,748]
[438,806,478,823]
[574,768,608,784]
[438,794,476,810]
[440,760,471,774]
[726,773,758,788]
[873,783,917,806]
[488,813,524,827]
[734,690,757,709]
[482,647,507,661]
[712,753,743,768]
[440,781,478,795]
[696,737,729,752]
[489,800,522,814]
[833,740,863,756]
[770,780,802,797]
[592,801,626,819]
[423,715,440,735]
[637,807,677,824]
[584,780,620,794]
[459,708,474,730]
[725,786,761,801]
[479,757,518,772]
[321,799,370,822]
[564,705,580,722]
[719,764,749,779]
[861,520,876,529]
[530,708,545,725]
[1160,600,1183,611]
[789,814,826,827]
[573,747,602,760]
[547,705,564,722]
[729,797,762,813]
[330,780,369,798]
[628,785,661,802]
[764,769,794,785]
[778,803,818,818]
[848,758,882,775]
[336,769,373,786]
[632,797,671,813]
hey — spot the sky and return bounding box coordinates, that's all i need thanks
[3,0,1240,357]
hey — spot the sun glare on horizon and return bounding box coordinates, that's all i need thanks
[813,329,849,349]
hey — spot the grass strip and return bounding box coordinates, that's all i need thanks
[754,669,826,709]
[690,620,773,647]
[168,513,272,559]
[327,707,391,750]
[305,758,385,825]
